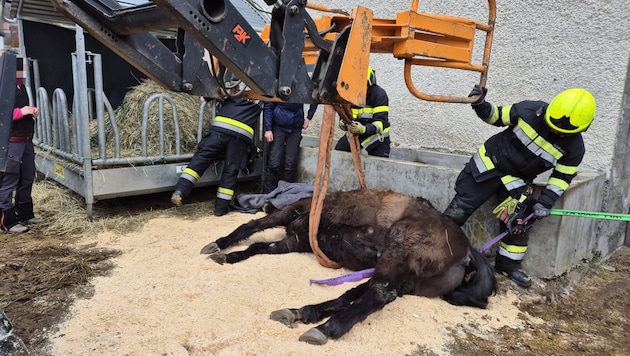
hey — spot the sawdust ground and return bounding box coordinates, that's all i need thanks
[46,214,528,356]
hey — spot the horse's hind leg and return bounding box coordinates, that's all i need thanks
[201,208,305,254]
[209,233,311,264]
[270,282,370,331]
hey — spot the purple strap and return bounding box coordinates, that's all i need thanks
[310,268,375,286]
[478,213,534,253]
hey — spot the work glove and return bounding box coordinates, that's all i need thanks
[347,121,367,135]
[339,119,348,131]
[492,196,520,224]
[468,84,488,107]
[505,186,538,235]
[532,202,551,219]
[492,185,532,223]
[506,203,532,235]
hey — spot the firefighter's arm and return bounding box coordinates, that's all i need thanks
[539,162,579,208]
[356,87,389,136]
[468,85,517,127]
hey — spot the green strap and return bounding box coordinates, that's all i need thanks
[550,209,630,221]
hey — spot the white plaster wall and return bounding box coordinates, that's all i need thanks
[309,0,630,174]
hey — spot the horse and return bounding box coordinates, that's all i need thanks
[200,188,497,345]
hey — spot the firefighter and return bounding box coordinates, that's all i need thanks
[443,86,597,288]
[170,93,262,216]
[335,66,391,157]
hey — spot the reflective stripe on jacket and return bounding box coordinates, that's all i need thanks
[351,83,390,143]
[361,126,390,153]
[210,97,262,143]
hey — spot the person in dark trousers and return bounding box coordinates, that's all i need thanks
[0,62,45,233]
[170,94,262,216]
[335,66,391,157]
[261,102,317,194]
[443,85,597,288]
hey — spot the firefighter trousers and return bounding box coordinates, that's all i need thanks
[175,131,249,211]
[443,162,530,270]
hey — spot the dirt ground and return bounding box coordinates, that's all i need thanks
[1,180,629,355]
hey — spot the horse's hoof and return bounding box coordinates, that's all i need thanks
[269,308,297,328]
[299,327,328,345]
[200,242,219,255]
[209,253,227,265]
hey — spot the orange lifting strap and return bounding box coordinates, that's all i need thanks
[309,104,366,269]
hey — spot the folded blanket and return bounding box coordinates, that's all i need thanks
[233,180,314,213]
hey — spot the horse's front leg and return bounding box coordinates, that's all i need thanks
[200,208,305,254]
[299,270,405,345]
[269,282,370,330]
[209,232,311,264]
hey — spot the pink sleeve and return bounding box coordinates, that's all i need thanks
[13,108,23,121]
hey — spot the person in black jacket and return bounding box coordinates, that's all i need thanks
[0,60,45,233]
[335,66,391,157]
[171,94,262,216]
[261,102,317,194]
[443,85,597,288]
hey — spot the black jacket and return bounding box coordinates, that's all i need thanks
[11,85,35,137]
[210,97,262,144]
[351,84,390,137]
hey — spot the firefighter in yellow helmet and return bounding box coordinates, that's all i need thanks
[335,66,391,157]
[444,86,596,288]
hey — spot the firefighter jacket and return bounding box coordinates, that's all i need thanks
[352,83,390,151]
[470,100,585,209]
[210,97,262,144]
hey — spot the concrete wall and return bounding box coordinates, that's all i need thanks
[303,1,630,267]
[298,137,605,278]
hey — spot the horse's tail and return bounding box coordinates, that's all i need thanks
[442,246,498,309]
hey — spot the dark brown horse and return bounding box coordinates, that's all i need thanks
[201,189,497,344]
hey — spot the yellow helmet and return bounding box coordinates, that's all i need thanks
[367,66,376,86]
[545,88,596,134]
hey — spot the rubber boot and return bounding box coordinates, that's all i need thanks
[171,179,194,206]
[495,266,532,288]
[214,198,231,216]
[495,255,532,288]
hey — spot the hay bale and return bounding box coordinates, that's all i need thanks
[95,79,215,157]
